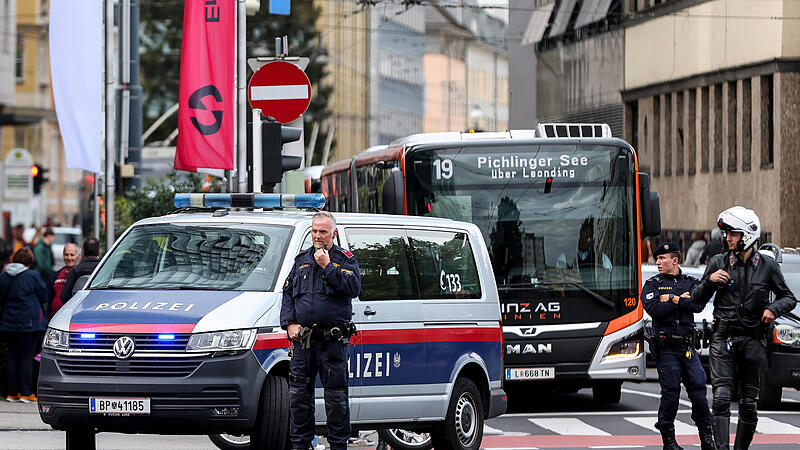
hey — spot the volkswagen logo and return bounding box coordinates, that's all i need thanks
[113,336,135,359]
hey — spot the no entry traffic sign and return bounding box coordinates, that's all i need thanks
[248,61,312,124]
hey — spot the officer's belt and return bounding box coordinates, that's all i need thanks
[655,331,693,346]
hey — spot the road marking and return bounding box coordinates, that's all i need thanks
[528,418,611,436]
[624,417,696,435]
[730,416,800,434]
[622,388,692,407]
[484,424,529,436]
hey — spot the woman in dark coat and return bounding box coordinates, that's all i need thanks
[1,247,48,402]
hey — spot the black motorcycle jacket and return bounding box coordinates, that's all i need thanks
[280,244,361,329]
[693,250,796,326]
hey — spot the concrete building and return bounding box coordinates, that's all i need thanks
[623,0,800,247]
[0,0,83,229]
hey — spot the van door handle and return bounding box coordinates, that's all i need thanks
[364,307,377,316]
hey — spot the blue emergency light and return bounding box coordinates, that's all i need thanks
[158,334,176,340]
[80,333,96,339]
[173,193,326,210]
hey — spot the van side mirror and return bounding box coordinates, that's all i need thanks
[382,168,404,215]
[638,172,661,236]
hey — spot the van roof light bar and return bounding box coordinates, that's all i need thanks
[535,123,612,139]
[173,193,326,210]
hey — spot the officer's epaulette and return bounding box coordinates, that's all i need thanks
[341,249,354,258]
[650,275,662,282]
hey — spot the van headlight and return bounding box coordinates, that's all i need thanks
[602,331,643,361]
[774,324,800,345]
[186,329,257,352]
[43,328,69,350]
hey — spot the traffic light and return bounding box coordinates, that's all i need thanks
[260,118,302,186]
[31,164,50,195]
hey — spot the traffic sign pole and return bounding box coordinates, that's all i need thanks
[252,109,263,193]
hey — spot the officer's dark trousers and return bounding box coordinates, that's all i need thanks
[709,334,766,437]
[4,331,39,397]
[289,339,350,450]
[655,347,711,430]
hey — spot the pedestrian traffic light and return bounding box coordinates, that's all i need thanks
[261,118,302,186]
[31,164,50,195]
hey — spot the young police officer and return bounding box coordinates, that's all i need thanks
[281,212,361,450]
[643,242,714,450]
[693,207,796,449]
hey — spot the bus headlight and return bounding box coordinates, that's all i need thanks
[43,328,69,350]
[774,324,800,345]
[602,331,642,361]
[186,329,257,352]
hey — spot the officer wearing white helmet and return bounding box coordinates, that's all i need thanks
[693,206,797,449]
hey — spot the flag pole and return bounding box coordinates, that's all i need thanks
[104,0,116,247]
[236,0,247,193]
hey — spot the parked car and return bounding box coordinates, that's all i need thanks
[23,226,82,268]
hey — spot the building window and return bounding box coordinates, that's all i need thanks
[675,91,684,176]
[741,78,751,172]
[726,81,737,173]
[700,86,709,172]
[653,95,660,177]
[687,89,696,176]
[15,36,24,83]
[663,93,671,177]
[713,84,722,172]
[760,75,774,169]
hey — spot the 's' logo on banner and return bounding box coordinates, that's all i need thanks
[188,85,224,135]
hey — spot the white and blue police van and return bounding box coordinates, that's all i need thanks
[38,193,506,450]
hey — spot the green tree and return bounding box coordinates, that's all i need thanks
[140,1,331,145]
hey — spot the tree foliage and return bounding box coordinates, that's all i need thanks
[140,1,331,144]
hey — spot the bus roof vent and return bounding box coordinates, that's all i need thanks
[535,123,612,139]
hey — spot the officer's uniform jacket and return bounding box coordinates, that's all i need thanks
[642,270,703,336]
[280,244,361,329]
[693,250,796,324]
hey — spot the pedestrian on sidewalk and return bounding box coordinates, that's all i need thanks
[32,228,55,282]
[49,243,80,316]
[0,247,48,403]
[60,238,101,305]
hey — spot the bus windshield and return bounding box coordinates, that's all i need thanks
[406,143,638,324]
[90,223,292,291]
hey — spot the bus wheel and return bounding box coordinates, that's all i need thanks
[250,375,290,450]
[377,429,433,450]
[209,433,250,449]
[431,378,484,450]
[592,380,622,404]
[66,425,96,450]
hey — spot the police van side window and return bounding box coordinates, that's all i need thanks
[345,228,417,301]
[407,229,482,299]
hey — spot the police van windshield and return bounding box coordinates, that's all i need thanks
[406,144,638,320]
[89,223,292,291]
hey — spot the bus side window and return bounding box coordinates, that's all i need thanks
[407,229,481,299]
[345,228,416,301]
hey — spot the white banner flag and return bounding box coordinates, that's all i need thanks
[49,0,102,173]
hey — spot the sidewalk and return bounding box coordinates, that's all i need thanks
[0,401,50,431]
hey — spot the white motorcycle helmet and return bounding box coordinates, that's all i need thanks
[717,206,761,251]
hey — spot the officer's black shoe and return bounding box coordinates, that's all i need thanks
[712,416,730,450]
[733,420,757,450]
[698,425,716,450]
[659,426,684,450]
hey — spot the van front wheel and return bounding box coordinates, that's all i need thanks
[250,374,290,450]
[431,378,484,450]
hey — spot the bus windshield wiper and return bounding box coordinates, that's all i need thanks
[498,281,615,309]
[537,282,615,309]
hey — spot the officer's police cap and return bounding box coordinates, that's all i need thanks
[654,242,681,257]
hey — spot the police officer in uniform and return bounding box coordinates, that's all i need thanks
[693,207,796,449]
[281,212,361,450]
[643,242,714,450]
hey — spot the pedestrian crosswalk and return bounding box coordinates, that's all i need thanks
[484,413,800,437]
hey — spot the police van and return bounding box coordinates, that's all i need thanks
[38,193,506,450]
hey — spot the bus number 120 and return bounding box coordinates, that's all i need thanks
[433,159,453,180]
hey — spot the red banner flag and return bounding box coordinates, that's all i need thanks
[175,0,235,171]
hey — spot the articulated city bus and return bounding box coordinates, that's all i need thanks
[320,124,661,402]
